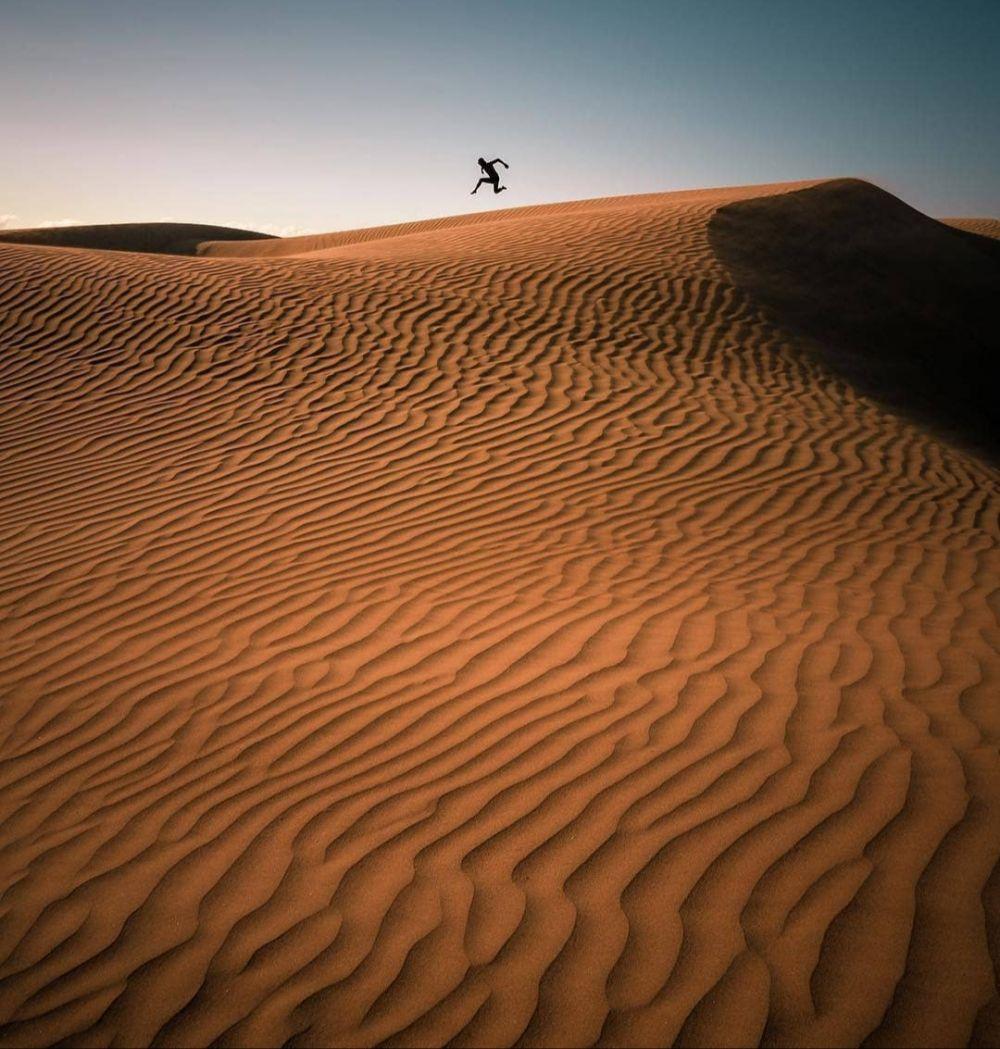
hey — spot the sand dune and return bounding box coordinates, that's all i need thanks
[0,180,997,1048]
[944,217,1000,240]
[710,180,1000,457]
[0,223,272,256]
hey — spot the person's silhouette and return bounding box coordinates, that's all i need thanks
[471,157,509,195]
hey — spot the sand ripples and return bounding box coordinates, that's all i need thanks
[0,182,997,1047]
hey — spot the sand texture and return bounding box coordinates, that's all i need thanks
[0,179,998,1047]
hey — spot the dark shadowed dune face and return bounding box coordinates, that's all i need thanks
[710,179,1000,460]
[0,222,274,255]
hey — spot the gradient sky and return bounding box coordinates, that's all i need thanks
[1,0,997,234]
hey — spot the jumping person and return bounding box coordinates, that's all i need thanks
[471,157,509,194]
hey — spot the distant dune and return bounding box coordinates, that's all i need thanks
[0,180,997,1048]
[0,222,272,255]
[943,216,1000,240]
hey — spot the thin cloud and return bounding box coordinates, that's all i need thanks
[2,216,83,230]
[225,221,317,238]
[261,224,316,238]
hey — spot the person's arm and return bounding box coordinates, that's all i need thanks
[491,158,509,168]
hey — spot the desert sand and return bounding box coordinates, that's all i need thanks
[0,179,997,1047]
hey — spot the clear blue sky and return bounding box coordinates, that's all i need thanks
[1,0,997,233]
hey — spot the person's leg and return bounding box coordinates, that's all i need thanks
[471,178,489,194]
[493,182,506,193]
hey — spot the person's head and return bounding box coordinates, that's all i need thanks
[478,157,486,168]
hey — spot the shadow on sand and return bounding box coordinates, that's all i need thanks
[709,179,1000,460]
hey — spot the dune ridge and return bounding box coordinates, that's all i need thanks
[0,180,997,1048]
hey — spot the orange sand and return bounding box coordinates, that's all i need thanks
[0,180,998,1047]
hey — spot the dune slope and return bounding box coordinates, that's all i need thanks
[710,179,1000,457]
[0,181,998,1048]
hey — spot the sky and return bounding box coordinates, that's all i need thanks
[1,0,997,234]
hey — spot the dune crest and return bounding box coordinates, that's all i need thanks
[0,180,997,1048]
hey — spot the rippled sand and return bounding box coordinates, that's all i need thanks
[1,180,998,1047]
